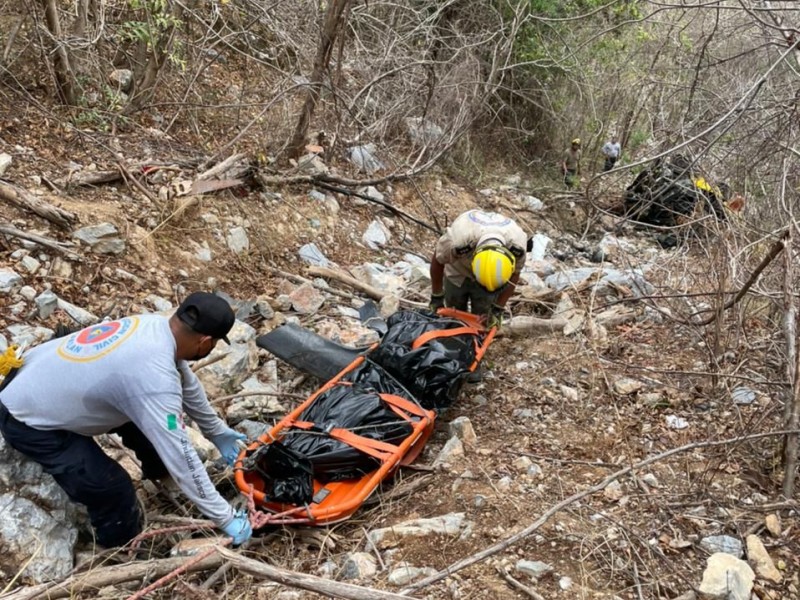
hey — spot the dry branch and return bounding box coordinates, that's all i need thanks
[216,547,415,600]
[0,224,82,261]
[402,429,800,594]
[496,567,546,600]
[0,181,76,228]
[197,153,249,181]
[0,554,222,600]
[692,230,787,326]
[306,265,386,300]
[56,169,123,188]
[505,315,568,336]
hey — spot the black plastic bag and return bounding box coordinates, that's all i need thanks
[368,311,477,409]
[251,441,314,505]
[281,385,413,483]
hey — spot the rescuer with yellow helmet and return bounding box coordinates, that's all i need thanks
[429,209,529,331]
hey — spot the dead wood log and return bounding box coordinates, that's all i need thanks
[0,554,223,600]
[197,153,249,181]
[306,265,386,300]
[593,307,638,327]
[188,179,243,196]
[0,224,82,261]
[253,171,439,234]
[265,266,356,301]
[401,429,800,594]
[216,547,414,600]
[505,315,567,335]
[0,181,75,228]
[56,169,123,188]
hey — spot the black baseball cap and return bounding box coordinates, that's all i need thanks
[176,292,235,344]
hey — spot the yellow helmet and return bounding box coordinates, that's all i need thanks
[471,246,515,292]
[572,138,581,145]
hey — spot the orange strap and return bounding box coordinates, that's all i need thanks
[290,421,398,462]
[283,393,433,462]
[379,393,432,419]
[411,326,480,350]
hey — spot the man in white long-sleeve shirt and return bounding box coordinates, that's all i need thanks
[0,292,252,547]
[602,135,621,172]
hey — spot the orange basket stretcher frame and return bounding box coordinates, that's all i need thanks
[233,308,496,526]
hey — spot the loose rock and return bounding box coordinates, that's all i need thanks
[433,436,465,469]
[700,535,743,558]
[516,559,553,580]
[341,552,377,580]
[368,513,468,549]
[699,553,754,600]
[745,534,782,583]
[226,226,250,254]
[0,268,23,295]
[448,416,477,447]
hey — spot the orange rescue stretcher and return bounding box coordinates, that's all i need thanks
[234,308,495,526]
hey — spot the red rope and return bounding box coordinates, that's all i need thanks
[125,538,231,600]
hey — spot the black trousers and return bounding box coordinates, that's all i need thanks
[0,374,168,547]
[603,156,617,172]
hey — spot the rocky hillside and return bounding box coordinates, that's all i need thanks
[1,115,796,600]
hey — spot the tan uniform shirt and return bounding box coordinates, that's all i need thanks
[563,148,581,171]
[434,210,528,286]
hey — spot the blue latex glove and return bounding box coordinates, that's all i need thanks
[210,428,246,466]
[221,510,252,546]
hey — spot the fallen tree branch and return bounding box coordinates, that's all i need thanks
[197,153,249,181]
[0,554,223,600]
[505,315,568,336]
[216,547,415,600]
[306,265,387,300]
[496,567,545,600]
[304,265,426,308]
[0,224,82,261]
[210,389,306,406]
[266,266,357,301]
[117,162,161,206]
[0,181,76,228]
[402,428,800,594]
[253,171,438,234]
[315,182,439,234]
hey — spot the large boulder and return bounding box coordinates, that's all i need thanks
[0,435,79,583]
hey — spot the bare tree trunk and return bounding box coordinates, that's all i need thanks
[125,2,183,114]
[286,0,352,159]
[73,0,89,38]
[40,0,77,105]
[2,17,24,65]
[782,225,800,497]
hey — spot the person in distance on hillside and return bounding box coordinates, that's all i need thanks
[429,209,529,333]
[601,135,621,172]
[0,292,252,548]
[562,138,582,188]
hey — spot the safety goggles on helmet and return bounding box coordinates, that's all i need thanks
[471,245,516,292]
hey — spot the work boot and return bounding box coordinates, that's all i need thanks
[466,363,484,383]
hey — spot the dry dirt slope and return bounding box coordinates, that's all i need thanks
[0,121,797,599]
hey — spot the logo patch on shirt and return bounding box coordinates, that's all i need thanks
[166,413,184,431]
[467,211,511,227]
[57,317,139,363]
